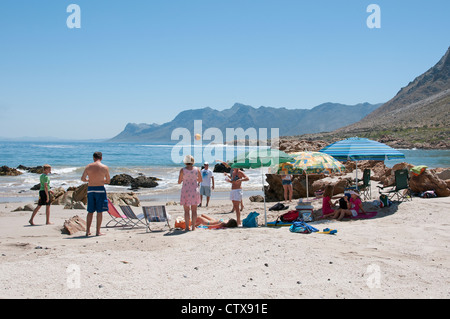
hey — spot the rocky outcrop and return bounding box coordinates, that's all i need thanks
[52,184,141,207]
[110,174,159,190]
[0,166,22,176]
[410,169,450,197]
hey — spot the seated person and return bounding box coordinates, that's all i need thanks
[329,190,366,221]
[196,214,238,229]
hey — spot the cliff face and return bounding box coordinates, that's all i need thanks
[302,47,450,149]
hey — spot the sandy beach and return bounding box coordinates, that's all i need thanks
[0,182,449,299]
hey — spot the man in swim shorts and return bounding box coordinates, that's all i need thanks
[81,152,111,237]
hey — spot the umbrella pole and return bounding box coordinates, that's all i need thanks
[261,165,267,227]
[306,173,309,201]
[355,161,359,191]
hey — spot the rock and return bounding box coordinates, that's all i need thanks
[410,169,450,197]
[72,183,88,204]
[435,168,450,181]
[107,192,140,207]
[64,201,86,210]
[249,195,265,202]
[16,165,44,174]
[213,163,231,173]
[110,174,135,186]
[110,174,159,189]
[264,174,325,201]
[62,216,86,235]
[130,175,159,189]
[12,204,35,212]
[0,166,22,176]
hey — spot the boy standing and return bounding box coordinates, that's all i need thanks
[29,164,53,225]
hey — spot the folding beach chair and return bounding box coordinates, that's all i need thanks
[106,200,129,228]
[119,205,147,229]
[359,169,371,200]
[142,206,171,232]
[379,168,412,202]
[346,168,371,199]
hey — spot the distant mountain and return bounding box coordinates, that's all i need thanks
[109,102,381,143]
[301,46,450,149]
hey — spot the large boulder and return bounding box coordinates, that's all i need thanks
[410,169,450,197]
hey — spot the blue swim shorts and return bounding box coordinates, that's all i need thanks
[87,186,108,213]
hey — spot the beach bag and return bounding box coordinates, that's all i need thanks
[279,210,299,223]
[379,194,392,208]
[420,190,437,198]
[269,202,289,211]
[289,221,318,234]
[242,211,260,228]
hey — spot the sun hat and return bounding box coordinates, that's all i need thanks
[183,155,195,164]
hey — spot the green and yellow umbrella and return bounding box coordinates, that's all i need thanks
[269,151,345,199]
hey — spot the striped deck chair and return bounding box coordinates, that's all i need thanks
[142,206,171,232]
[106,200,129,228]
[119,205,147,229]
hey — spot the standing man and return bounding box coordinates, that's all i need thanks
[81,152,111,237]
[199,162,214,207]
[227,167,249,225]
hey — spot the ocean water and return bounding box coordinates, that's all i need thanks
[0,141,449,203]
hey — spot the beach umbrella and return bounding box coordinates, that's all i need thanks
[269,151,346,199]
[319,137,405,188]
[229,149,295,226]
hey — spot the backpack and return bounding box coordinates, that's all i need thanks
[379,194,392,207]
[242,211,260,228]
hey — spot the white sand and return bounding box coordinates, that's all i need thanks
[0,186,449,299]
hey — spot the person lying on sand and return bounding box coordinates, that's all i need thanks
[196,214,238,229]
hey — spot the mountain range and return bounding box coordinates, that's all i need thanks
[110,102,381,143]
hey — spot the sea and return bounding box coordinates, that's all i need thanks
[0,141,449,203]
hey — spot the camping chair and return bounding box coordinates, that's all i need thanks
[106,200,129,228]
[119,205,147,229]
[359,169,371,200]
[142,206,171,232]
[378,168,412,202]
[346,168,371,194]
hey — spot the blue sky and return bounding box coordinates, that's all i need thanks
[0,0,449,140]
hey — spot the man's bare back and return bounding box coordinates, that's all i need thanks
[81,159,111,186]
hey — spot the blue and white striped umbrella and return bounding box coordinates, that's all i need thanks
[319,137,405,162]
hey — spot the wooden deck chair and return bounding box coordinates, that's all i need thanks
[105,200,129,228]
[379,168,412,202]
[119,205,147,229]
[142,206,171,232]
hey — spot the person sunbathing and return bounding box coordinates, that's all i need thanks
[196,214,238,228]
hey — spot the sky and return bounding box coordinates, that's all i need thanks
[0,0,449,140]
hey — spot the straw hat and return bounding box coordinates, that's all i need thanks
[183,155,195,165]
